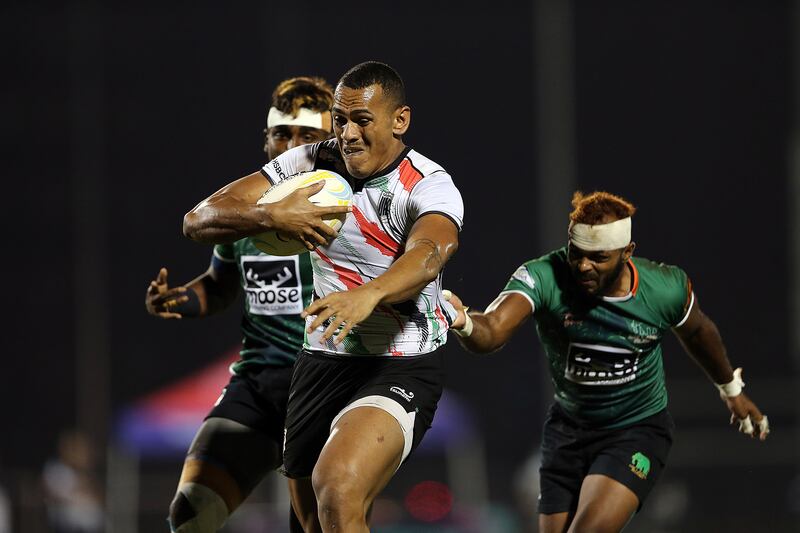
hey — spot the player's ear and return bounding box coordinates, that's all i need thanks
[623,242,636,261]
[392,105,411,136]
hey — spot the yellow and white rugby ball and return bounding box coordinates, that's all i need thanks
[252,169,352,256]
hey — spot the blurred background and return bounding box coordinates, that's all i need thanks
[3,1,799,531]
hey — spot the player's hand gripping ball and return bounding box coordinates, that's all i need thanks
[252,169,352,255]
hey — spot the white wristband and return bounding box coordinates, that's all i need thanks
[452,312,474,338]
[716,367,745,398]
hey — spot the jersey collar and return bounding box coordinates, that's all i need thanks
[366,146,412,180]
[347,145,412,193]
[602,260,639,302]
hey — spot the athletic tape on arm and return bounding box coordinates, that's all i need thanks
[716,367,744,398]
[442,289,473,337]
[452,312,473,337]
[169,483,228,532]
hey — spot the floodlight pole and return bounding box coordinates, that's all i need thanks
[790,0,800,469]
[534,0,576,404]
[69,1,110,468]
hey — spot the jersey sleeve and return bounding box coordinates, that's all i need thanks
[500,262,542,315]
[653,264,693,327]
[260,144,317,185]
[211,244,237,272]
[408,172,464,230]
[213,244,235,261]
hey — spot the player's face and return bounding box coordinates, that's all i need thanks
[332,84,410,178]
[567,244,629,296]
[263,124,332,160]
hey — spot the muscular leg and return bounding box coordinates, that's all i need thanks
[289,500,307,533]
[168,417,280,532]
[288,477,321,533]
[566,474,638,533]
[287,477,374,533]
[539,512,572,533]
[311,406,405,532]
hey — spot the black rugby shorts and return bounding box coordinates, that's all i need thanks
[281,349,444,479]
[538,402,674,514]
[205,365,294,446]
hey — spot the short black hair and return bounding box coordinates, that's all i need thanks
[338,61,406,109]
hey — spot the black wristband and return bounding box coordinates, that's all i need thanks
[171,287,202,317]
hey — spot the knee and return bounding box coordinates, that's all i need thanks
[311,464,367,524]
[167,483,229,533]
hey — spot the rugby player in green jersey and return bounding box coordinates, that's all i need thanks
[145,76,334,533]
[444,191,769,533]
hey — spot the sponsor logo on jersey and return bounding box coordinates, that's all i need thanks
[627,321,660,345]
[389,386,415,402]
[272,159,288,181]
[565,342,640,386]
[629,451,651,479]
[241,255,303,315]
[512,266,535,289]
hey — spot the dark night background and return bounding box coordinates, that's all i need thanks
[3,1,798,531]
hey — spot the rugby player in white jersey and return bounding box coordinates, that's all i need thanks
[147,77,334,532]
[184,61,464,532]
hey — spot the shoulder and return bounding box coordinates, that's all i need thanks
[526,248,568,278]
[502,249,567,311]
[262,141,337,183]
[399,150,453,191]
[633,256,688,286]
[406,150,447,177]
[217,238,257,258]
[508,248,567,290]
[633,256,692,325]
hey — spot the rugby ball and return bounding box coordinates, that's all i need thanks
[251,169,352,255]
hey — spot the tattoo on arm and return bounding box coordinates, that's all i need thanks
[416,238,443,271]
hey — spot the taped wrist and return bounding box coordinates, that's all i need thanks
[172,287,202,317]
[716,367,744,398]
[452,311,474,338]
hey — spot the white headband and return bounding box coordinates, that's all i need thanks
[266,106,325,129]
[569,217,632,251]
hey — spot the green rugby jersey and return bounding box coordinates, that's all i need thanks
[502,247,692,429]
[213,239,313,373]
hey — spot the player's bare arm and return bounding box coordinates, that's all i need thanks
[145,264,239,319]
[183,171,350,247]
[445,291,532,353]
[302,213,458,344]
[673,298,769,440]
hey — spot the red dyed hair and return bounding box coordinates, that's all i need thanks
[271,76,334,117]
[569,191,636,225]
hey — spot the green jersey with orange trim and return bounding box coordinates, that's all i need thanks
[213,238,313,373]
[502,247,693,429]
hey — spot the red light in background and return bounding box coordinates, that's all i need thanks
[404,480,453,522]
